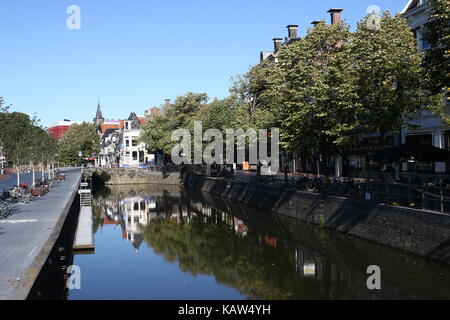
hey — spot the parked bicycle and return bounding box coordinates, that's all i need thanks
[0,200,11,219]
[8,183,31,204]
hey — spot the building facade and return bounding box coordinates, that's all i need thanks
[95,101,162,168]
[47,120,82,140]
[401,0,450,173]
[119,112,152,167]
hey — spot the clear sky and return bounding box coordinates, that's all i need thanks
[0,0,406,127]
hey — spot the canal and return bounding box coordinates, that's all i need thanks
[68,184,450,300]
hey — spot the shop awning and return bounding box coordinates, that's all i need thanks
[370,143,450,163]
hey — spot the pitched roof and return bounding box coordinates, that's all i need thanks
[100,123,120,133]
[401,0,419,14]
[101,127,119,139]
[127,112,142,130]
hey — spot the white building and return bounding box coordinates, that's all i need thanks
[98,129,120,167]
[119,112,154,167]
[401,0,450,173]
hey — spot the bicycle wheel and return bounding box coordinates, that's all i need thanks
[305,181,317,192]
[0,201,10,219]
[340,185,351,197]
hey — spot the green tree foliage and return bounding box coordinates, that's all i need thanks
[140,11,441,165]
[58,122,99,164]
[140,92,209,155]
[230,61,274,125]
[422,0,450,123]
[0,112,36,167]
[140,114,175,155]
[196,95,239,131]
[423,0,450,95]
[0,106,56,184]
[0,96,11,113]
[269,21,358,157]
[353,12,435,139]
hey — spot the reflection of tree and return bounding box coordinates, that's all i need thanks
[142,216,329,300]
[90,185,374,299]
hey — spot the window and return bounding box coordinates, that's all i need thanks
[125,152,130,156]
[126,140,129,147]
[132,139,138,147]
[125,122,129,130]
[132,151,138,160]
[422,40,431,50]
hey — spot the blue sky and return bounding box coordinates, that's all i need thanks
[0,0,406,127]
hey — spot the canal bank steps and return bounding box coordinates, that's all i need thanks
[183,174,450,265]
[0,168,82,300]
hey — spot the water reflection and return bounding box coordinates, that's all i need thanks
[71,185,450,300]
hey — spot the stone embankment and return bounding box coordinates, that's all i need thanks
[85,168,181,185]
[183,174,450,264]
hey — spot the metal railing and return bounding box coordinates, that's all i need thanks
[186,165,450,214]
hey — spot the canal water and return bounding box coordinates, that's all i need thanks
[68,184,450,300]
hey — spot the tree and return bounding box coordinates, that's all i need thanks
[269,20,358,166]
[0,96,11,113]
[423,0,450,123]
[0,112,35,185]
[140,114,176,155]
[423,0,450,94]
[140,93,209,158]
[197,95,239,132]
[58,122,99,165]
[352,12,437,140]
[230,61,273,123]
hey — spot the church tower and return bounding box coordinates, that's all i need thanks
[93,101,105,126]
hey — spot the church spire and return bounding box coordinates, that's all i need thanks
[94,100,105,125]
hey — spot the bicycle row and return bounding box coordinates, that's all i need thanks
[0,169,66,220]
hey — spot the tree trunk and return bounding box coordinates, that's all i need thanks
[31,161,36,187]
[41,163,45,182]
[16,165,20,186]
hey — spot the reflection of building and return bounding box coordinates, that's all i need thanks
[234,218,248,237]
[121,196,158,248]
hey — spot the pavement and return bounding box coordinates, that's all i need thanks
[0,167,81,300]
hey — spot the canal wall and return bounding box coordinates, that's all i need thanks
[86,168,181,185]
[183,174,450,264]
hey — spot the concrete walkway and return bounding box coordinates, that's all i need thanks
[0,168,81,300]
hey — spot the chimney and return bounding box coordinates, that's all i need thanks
[327,8,343,25]
[165,99,171,107]
[286,25,299,38]
[311,20,322,26]
[273,38,283,52]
